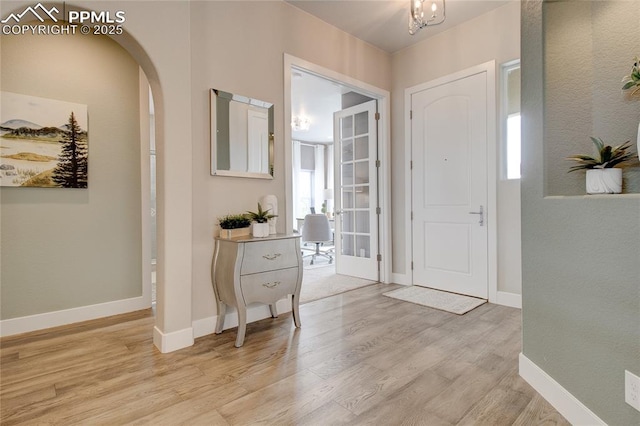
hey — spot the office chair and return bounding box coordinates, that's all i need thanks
[301,214,333,265]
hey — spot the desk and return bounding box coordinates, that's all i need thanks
[211,234,302,347]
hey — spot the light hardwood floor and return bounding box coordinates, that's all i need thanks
[0,284,569,425]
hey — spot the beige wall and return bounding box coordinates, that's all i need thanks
[1,0,528,344]
[0,1,391,343]
[0,0,195,341]
[189,0,391,323]
[120,1,194,342]
[390,2,522,295]
[0,30,142,318]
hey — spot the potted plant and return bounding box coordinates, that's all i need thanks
[621,56,640,96]
[246,202,277,238]
[621,56,640,159]
[218,214,251,239]
[566,137,635,194]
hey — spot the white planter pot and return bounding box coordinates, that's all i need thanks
[586,168,622,194]
[252,222,270,238]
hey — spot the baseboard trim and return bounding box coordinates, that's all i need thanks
[192,316,216,339]
[153,325,194,353]
[519,353,606,426]
[496,291,522,309]
[193,298,293,339]
[0,296,150,338]
[391,273,411,286]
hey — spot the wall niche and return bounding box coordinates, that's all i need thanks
[543,0,640,196]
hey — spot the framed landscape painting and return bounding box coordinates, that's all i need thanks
[0,92,88,188]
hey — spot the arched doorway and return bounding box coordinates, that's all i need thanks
[0,2,194,353]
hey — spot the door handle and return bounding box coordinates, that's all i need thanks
[468,205,484,226]
[334,210,343,215]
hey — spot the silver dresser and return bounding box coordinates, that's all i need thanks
[211,234,303,347]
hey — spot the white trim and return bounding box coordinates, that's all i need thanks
[486,61,498,305]
[404,86,413,283]
[391,272,411,286]
[193,298,293,339]
[153,325,194,354]
[140,70,153,308]
[192,316,216,339]
[0,296,149,337]
[499,59,521,181]
[404,60,498,303]
[519,353,606,426]
[379,94,392,284]
[496,291,521,309]
[284,54,392,284]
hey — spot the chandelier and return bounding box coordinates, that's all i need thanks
[409,0,446,35]
[291,116,311,132]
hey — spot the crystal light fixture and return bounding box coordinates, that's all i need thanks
[291,116,311,132]
[409,0,446,35]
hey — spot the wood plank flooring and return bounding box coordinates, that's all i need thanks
[0,284,569,425]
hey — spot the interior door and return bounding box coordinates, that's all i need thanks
[334,100,379,281]
[247,110,269,173]
[411,71,488,298]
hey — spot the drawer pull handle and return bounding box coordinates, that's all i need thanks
[263,253,281,260]
[262,281,281,289]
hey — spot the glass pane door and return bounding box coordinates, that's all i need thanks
[334,100,379,281]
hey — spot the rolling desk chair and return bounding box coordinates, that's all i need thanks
[301,214,333,265]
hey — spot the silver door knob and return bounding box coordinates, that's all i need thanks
[468,205,484,226]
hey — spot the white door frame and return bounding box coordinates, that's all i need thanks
[404,61,498,302]
[284,53,392,284]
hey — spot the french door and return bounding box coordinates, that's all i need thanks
[333,100,379,281]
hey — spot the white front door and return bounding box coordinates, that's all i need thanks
[411,71,488,298]
[334,100,379,281]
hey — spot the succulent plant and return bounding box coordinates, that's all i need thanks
[566,137,635,172]
[245,202,277,224]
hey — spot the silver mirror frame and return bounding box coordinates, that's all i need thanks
[210,89,274,179]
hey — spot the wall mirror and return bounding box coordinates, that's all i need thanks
[210,89,274,179]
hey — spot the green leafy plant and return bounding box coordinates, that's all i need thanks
[566,137,635,172]
[245,202,277,223]
[218,214,251,229]
[622,56,640,95]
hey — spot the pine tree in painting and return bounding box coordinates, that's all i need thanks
[52,112,88,188]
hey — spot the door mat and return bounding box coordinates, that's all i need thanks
[383,286,486,315]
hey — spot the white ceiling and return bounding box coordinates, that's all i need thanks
[286,0,510,53]
[289,0,511,141]
[291,70,346,142]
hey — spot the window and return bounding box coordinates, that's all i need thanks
[298,169,315,217]
[293,142,326,221]
[501,61,521,180]
[506,113,521,179]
